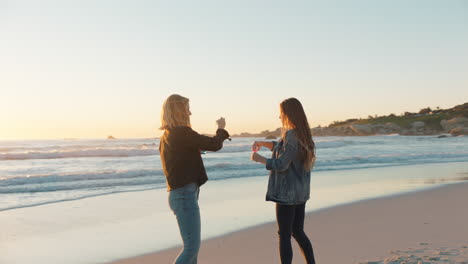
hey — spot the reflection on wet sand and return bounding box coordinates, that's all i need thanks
[423,172,468,185]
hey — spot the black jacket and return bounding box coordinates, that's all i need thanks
[159,126,230,191]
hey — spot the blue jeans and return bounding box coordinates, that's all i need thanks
[168,183,201,264]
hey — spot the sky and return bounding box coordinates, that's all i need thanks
[1,0,467,139]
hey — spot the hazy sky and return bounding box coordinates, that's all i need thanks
[1,0,467,139]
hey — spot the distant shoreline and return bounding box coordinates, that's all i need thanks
[2,103,466,141]
[233,102,468,138]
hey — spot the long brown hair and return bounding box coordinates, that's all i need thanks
[280,98,316,171]
[160,94,191,130]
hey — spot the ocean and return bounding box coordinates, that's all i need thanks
[1,135,467,212]
[1,135,468,264]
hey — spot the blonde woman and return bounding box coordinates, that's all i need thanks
[251,98,316,264]
[159,94,230,264]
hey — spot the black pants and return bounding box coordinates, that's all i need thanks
[276,203,316,264]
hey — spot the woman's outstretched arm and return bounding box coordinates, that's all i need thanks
[188,128,230,151]
[251,131,297,172]
[252,141,276,151]
[186,117,230,152]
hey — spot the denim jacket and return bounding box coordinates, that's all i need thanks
[265,130,311,205]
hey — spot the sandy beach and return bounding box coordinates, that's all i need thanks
[2,161,467,264]
[3,1,468,263]
[110,181,468,264]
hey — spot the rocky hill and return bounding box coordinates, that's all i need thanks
[313,102,468,136]
[232,102,468,137]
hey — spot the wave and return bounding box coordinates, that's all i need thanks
[313,152,468,173]
[0,169,164,186]
[0,169,166,193]
[0,144,256,160]
[206,162,259,170]
[218,140,358,153]
[3,150,467,189]
[0,148,159,160]
[0,178,166,194]
[221,138,388,151]
[315,139,353,148]
[218,146,251,153]
[1,152,467,210]
[2,143,158,152]
[0,137,392,160]
[0,162,259,194]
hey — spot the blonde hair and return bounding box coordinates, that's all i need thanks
[160,94,191,130]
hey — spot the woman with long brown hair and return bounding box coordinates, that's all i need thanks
[159,94,230,264]
[251,97,316,264]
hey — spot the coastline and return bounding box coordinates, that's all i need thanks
[109,181,468,264]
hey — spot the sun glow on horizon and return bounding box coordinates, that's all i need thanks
[1,1,467,140]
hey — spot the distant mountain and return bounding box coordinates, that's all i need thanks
[232,128,282,138]
[232,102,468,137]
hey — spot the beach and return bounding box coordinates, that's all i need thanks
[1,136,467,264]
[3,1,468,263]
[110,181,468,264]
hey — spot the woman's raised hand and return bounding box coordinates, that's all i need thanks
[251,141,261,152]
[216,117,226,129]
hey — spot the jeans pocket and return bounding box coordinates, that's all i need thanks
[183,187,199,211]
[169,183,199,214]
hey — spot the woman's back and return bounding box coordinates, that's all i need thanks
[160,126,230,191]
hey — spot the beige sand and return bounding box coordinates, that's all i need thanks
[110,182,468,264]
